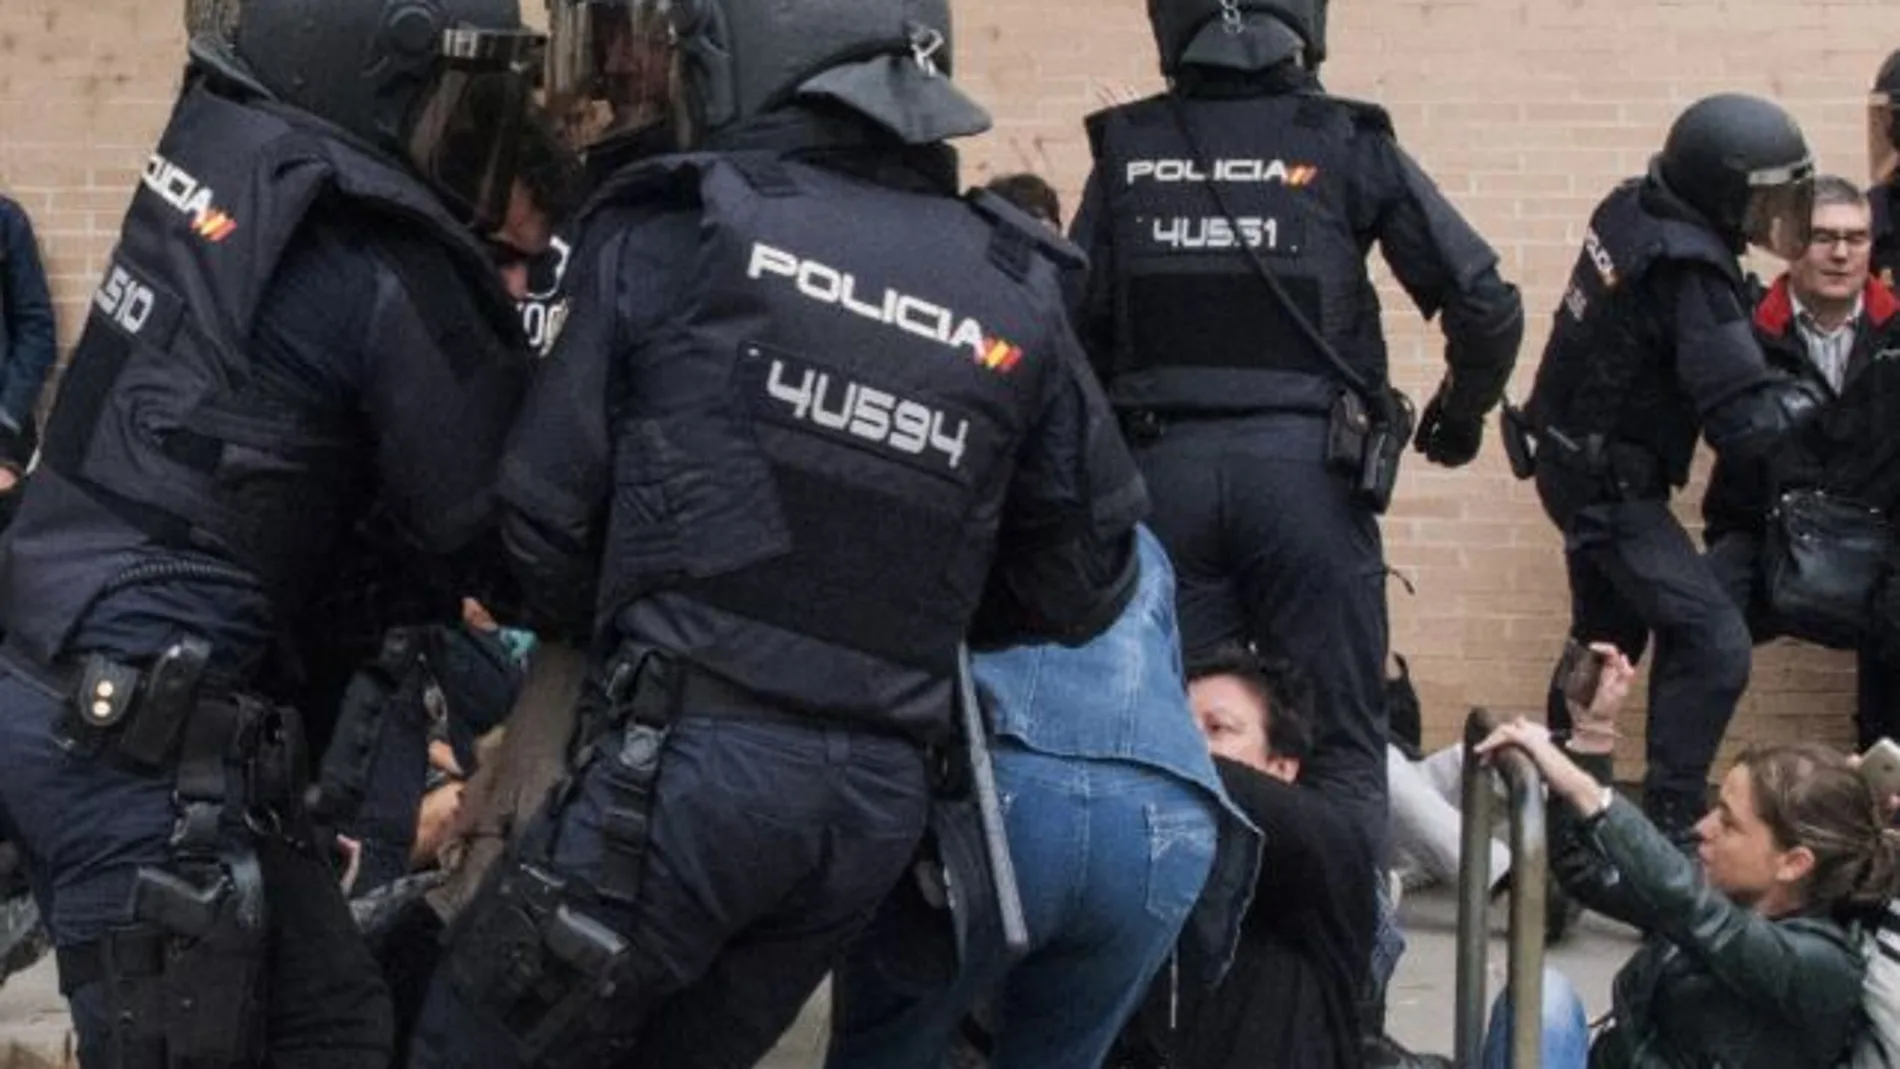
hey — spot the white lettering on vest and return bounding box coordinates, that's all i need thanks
[765,359,968,469]
[747,242,1022,373]
[93,265,155,336]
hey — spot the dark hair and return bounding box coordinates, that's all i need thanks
[1811,175,1869,213]
[1738,743,1900,917]
[984,172,1062,228]
[1185,644,1316,763]
[515,110,586,226]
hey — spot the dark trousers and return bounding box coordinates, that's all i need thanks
[0,668,392,1068]
[1537,473,1752,801]
[409,716,930,1069]
[1134,415,1389,861]
[1706,532,1900,750]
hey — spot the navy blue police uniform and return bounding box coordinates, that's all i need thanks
[0,70,530,1066]
[1072,67,1521,864]
[410,105,1145,1069]
[1528,177,1811,827]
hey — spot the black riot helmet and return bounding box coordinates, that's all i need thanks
[545,0,991,151]
[1869,50,1900,185]
[1147,0,1327,78]
[184,0,546,233]
[1655,93,1815,259]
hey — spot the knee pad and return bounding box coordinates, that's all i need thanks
[81,856,268,1069]
[441,858,632,1065]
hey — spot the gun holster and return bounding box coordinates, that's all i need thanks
[442,860,631,1065]
[1357,389,1415,515]
[1330,387,1414,514]
[72,853,269,1069]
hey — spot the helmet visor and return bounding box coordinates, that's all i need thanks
[1871,93,1900,186]
[1741,164,1815,260]
[407,27,548,233]
[547,0,680,151]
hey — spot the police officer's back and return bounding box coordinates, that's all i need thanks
[1072,0,1522,873]
[1524,94,1822,840]
[412,3,1144,1067]
[0,1,544,1064]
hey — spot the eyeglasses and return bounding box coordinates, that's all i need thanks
[1809,228,1873,250]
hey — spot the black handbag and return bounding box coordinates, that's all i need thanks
[1761,488,1893,649]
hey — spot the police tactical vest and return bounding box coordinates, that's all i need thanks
[1527,179,1741,487]
[1088,91,1390,414]
[585,153,1084,731]
[0,82,523,664]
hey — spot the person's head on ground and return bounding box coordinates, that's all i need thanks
[983,173,1062,231]
[1696,743,1900,921]
[1186,644,1314,784]
[1785,176,1873,326]
[488,111,582,300]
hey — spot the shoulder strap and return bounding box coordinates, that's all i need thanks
[965,189,1086,281]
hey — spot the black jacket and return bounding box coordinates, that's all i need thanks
[1703,276,1900,542]
[1555,771,1865,1069]
[1154,759,1371,1069]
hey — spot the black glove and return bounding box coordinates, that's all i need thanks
[1413,393,1484,468]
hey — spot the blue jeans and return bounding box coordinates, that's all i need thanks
[828,743,1218,1069]
[1483,967,1592,1069]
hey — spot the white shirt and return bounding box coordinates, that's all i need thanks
[1789,289,1863,394]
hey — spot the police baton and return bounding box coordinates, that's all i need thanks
[955,643,1030,955]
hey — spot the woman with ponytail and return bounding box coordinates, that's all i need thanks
[1472,648,1900,1069]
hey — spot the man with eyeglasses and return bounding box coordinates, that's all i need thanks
[1705,175,1900,752]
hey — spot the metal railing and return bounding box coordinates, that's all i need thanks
[1454,707,1550,1069]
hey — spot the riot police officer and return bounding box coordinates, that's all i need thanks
[1868,50,1900,290]
[1072,0,1523,869]
[513,17,680,353]
[1523,94,1822,843]
[411,2,1146,1067]
[0,0,545,1064]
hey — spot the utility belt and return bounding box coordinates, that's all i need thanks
[1499,408,1669,503]
[1119,384,1414,515]
[3,637,299,1069]
[0,638,307,831]
[1117,406,1290,446]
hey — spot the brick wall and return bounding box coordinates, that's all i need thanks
[2,0,1891,773]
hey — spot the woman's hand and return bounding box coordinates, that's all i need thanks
[1476,717,1611,817]
[1566,644,1636,751]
